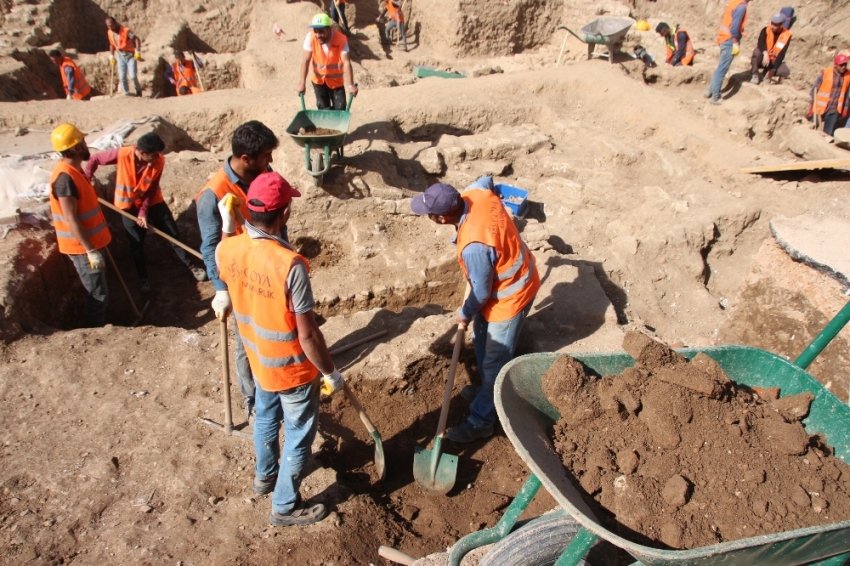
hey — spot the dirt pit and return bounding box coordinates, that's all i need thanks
[545,331,850,551]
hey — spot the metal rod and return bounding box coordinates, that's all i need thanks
[98,197,203,260]
[793,301,850,370]
[103,247,141,319]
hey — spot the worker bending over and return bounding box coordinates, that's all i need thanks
[105,16,143,97]
[707,0,750,105]
[49,50,91,100]
[376,0,407,52]
[165,50,203,96]
[297,13,358,110]
[751,13,792,85]
[86,133,206,295]
[48,124,112,327]
[196,121,282,422]
[655,23,694,66]
[216,172,342,527]
[810,54,850,137]
[410,178,541,443]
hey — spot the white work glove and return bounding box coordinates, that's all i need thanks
[321,369,344,396]
[87,250,105,270]
[212,290,232,320]
[217,193,244,234]
[66,94,72,100]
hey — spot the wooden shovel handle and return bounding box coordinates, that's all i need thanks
[343,383,378,435]
[435,325,464,438]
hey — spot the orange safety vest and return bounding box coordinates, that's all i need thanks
[665,27,695,66]
[217,233,319,392]
[114,146,165,210]
[58,57,91,100]
[194,167,252,235]
[717,0,748,45]
[766,27,792,62]
[812,66,850,117]
[310,30,347,89]
[172,60,202,95]
[107,26,134,52]
[456,188,541,322]
[49,162,112,255]
[386,0,404,22]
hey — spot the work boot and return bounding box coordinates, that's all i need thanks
[253,474,277,495]
[189,265,208,282]
[446,420,494,443]
[460,385,481,402]
[710,97,722,106]
[138,278,152,294]
[703,88,712,99]
[750,74,760,85]
[269,502,328,527]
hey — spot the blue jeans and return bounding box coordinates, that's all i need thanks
[69,252,109,327]
[709,43,734,100]
[233,323,256,403]
[468,300,534,428]
[385,19,407,49]
[253,376,320,515]
[330,1,349,30]
[116,51,141,95]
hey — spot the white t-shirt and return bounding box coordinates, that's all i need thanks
[303,30,350,55]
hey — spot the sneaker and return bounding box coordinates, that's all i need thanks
[269,502,328,527]
[460,385,481,402]
[253,474,277,495]
[750,74,760,85]
[703,89,712,99]
[710,98,722,106]
[446,420,494,443]
[189,265,208,282]
[138,278,152,294]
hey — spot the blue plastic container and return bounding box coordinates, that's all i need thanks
[494,184,529,217]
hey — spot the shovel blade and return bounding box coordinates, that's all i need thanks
[413,446,458,496]
[370,430,387,481]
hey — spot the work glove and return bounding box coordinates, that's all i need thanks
[66,94,72,100]
[212,290,232,320]
[109,56,116,66]
[134,51,142,61]
[217,193,244,234]
[87,250,105,270]
[731,44,740,57]
[321,369,344,396]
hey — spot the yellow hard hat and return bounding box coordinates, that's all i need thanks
[51,123,86,152]
[636,20,651,31]
[309,13,333,28]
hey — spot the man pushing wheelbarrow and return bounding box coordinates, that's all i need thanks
[296,13,358,111]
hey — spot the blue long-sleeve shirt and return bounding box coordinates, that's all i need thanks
[63,65,76,95]
[721,2,748,46]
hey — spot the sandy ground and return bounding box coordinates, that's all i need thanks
[2,0,850,564]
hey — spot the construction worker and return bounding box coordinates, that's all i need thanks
[655,23,694,66]
[48,50,92,100]
[105,16,142,97]
[297,13,359,110]
[164,50,203,96]
[196,121,281,422]
[48,124,112,327]
[810,54,850,137]
[216,171,341,527]
[85,133,207,295]
[376,0,407,52]
[410,177,541,443]
[751,13,792,85]
[330,0,350,34]
[706,0,751,105]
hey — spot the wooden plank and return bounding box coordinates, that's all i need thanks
[741,158,850,174]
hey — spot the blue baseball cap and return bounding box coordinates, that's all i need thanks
[410,183,461,215]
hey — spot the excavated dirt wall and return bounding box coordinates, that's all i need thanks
[46,0,110,54]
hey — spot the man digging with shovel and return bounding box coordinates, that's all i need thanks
[410,178,541,443]
[216,172,344,527]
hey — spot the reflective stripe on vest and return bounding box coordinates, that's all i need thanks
[456,188,541,322]
[217,234,318,392]
[665,28,695,65]
[108,27,133,52]
[173,61,200,94]
[114,146,165,210]
[717,0,748,45]
[194,167,252,235]
[766,27,792,62]
[49,162,112,255]
[812,67,850,116]
[59,58,91,100]
[310,30,347,89]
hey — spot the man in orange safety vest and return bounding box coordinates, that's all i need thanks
[706,0,751,105]
[296,13,358,110]
[810,54,850,136]
[49,50,92,100]
[165,50,204,96]
[105,16,143,97]
[750,13,792,85]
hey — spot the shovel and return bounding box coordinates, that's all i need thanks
[413,324,463,496]
[199,318,252,439]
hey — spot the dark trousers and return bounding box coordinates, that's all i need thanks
[69,252,109,327]
[330,1,349,31]
[122,201,193,280]
[823,112,844,137]
[312,82,347,110]
[750,48,790,78]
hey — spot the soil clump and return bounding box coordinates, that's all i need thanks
[545,331,850,550]
[297,126,342,136]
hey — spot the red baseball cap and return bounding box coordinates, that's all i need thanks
[246,172,301,212]
[836,54,849,66]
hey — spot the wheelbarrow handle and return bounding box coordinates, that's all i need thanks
[558,25,587,44]
[299,91,306,111]
[346,93,354,112]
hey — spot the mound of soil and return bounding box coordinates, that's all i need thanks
[544,331,850,550]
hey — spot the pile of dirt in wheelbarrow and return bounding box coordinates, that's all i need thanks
[297,126,342,136]
[544,331,850,550]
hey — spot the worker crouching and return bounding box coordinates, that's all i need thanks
[655,22,694,66]
[751,13,792,85]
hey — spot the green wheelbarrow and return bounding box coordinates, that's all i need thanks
[446,301,850,566]
[559,17,635,65]
[285,93,354,187]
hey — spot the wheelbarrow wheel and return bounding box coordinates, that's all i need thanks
[479,512,593,566]
[311,152,324,187]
